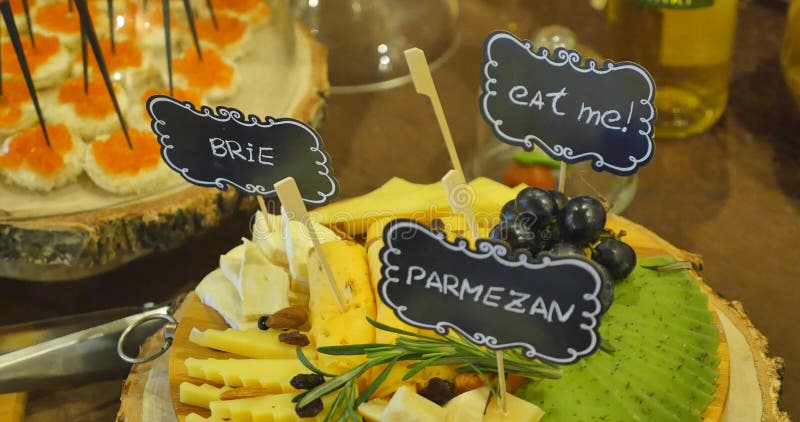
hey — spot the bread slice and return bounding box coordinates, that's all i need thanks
[0,124,84,192]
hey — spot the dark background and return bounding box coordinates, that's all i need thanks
[0,0,796,419]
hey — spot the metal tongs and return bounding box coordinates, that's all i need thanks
[0,296,182,394]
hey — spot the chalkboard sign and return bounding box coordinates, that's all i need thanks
[480,30,656,176]
[147,95,339,205]
[378,219,606,364]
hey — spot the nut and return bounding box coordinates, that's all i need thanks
[220,387,274,400]
[267,306,308,329]
[453,372,486,395]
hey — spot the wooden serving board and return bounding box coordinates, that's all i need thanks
[136,214,754,422]
[0,9,330,281]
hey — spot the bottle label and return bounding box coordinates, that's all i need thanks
[633,0,715,9]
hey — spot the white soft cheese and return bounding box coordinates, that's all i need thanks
[194,269,255,330]
[235,239,290,319]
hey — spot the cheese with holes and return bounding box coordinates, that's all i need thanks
[189,327,316,359]
[209,393,332,422]
[307,240,376,375]
[179,382,231,409]
[184,358,313,392]
[236,239,290,319]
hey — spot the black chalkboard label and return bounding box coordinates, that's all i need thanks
[480,30,656,176]
[378,219,606,364]
[147,95,339,205]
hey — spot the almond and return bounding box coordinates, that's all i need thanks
[267,306,308,329]
[219,387,275,400]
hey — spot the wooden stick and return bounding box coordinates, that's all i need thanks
[0,1,49,146]
[441,169,507,412]
[74,0,131,148]
[181,0,202,61]
[441,169,479,239]
[405,48,464,176]
[558,162,567,193]
[255,196,272,233]
[161,0,173,96]
[275,177,345,313]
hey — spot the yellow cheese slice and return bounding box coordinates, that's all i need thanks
[357,398,389,422]
[307,240,376,375]
[443,387,489,422]
[184,358,314,392]
[189,327,317,359]
[208,393,333,422]
[484,392,545,422]
[179,382,232,409]
[195,269,255,331]
[381,385,446,422]
[185,412,225,422]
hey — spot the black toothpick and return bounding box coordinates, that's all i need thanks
[107,0,114,53]
[80,20,88,94]
[205,0,217,30]
[1,29,3,97]
[162,0,172,96]
[74,0,131,149]
[0,1,49,146]
[20,0,34,49]
[182,0,201,61]
[68,0,73,13]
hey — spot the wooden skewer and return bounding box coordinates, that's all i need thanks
[404,47,464,176]
[558,162,567,193]
[0,1,49,146]
[441,169,508,414]
[256,196,272,233]
[275,177,346,313]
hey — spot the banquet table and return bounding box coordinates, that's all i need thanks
[0,0,797,420]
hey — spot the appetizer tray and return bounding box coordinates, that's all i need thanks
[0,17,329,281]
[117,215,786,422]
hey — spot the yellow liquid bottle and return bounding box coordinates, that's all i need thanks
[782,0,800,108]
[606,0,738,138]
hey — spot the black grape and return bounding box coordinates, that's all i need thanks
[558,196,606,244]
[592,239,636,281]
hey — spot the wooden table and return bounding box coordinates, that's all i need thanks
[0,0,796,419]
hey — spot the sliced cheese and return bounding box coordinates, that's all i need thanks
[209,393,332,422]
[189,327,317,359]
[357,398,389,422]
[483,392,545,422]
[307,240,376,375]
[443,387,489,422]
[219,243,244,284]
[381,385,445,422]
[185,412,225,422]
[195,269,255,330]
[179,382,231,409]
[236,239,290,319]
[184,358,313,392]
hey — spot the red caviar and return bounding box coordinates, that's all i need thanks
[0,125,73,177]
[91,128,160,175]
[2,35,61,77]
[80,39,143,73]
[58,78,117,118]
[35,3,82,34]
[173,49,233,90]
[9,0,37,17]
[196,15,245,48]
[0,79,31,126]
[214,0,269,15]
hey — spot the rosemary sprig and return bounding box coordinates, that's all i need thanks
[294,317,561,420]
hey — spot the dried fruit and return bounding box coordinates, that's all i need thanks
[290,373,325,390]
[454,372,486,395]
[278,330,310,347]
[257,316,269,331]
[295,397,324,417]
[419,377,455,405]
[267,306,308,329]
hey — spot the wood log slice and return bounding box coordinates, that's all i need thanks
[114,214,787,421]
[0,15,329,281]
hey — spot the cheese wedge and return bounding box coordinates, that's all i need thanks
[185,358,314,392]
[443,387,490,422]
[179,383,232,409]
[381,385,445,422]
[195,269,255,330]
[219,243,245,284]
[483,392,545,422]
[236,239,290,319]
[307,240,376,375]
[209,393,333,422]
[357,398,389,422]
[189,327,317,359]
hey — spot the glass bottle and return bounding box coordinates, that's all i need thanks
[605,0,738,139]
[782,0,800,108]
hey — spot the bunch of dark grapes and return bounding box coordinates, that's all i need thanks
[489,187,636,310]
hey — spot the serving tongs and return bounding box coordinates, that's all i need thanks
[0,296,181,394]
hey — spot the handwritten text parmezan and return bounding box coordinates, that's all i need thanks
[404,265,575,323]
